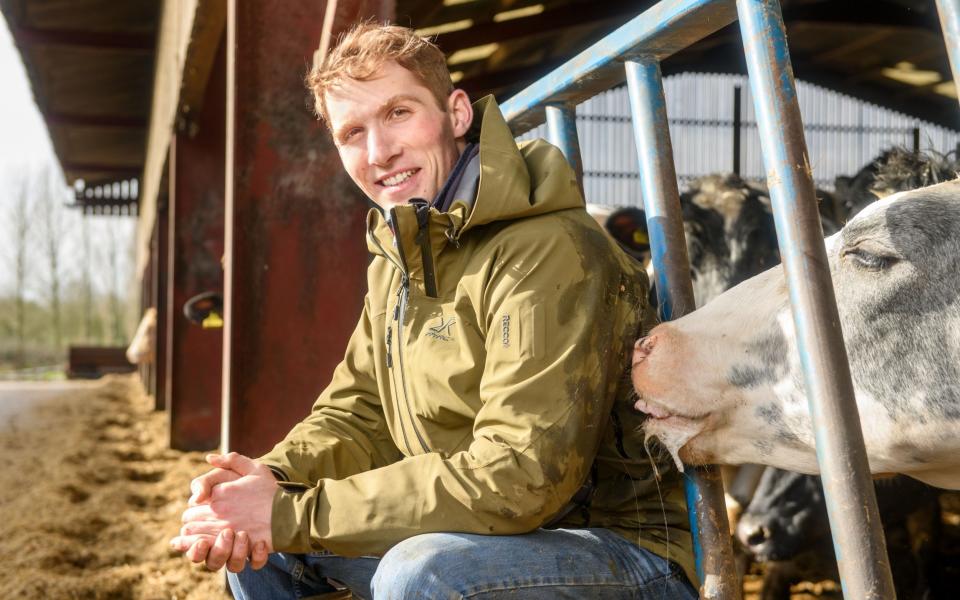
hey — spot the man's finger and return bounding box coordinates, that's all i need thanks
[250,540,269,570]
[182,503,218,524]
[189,467,241,504]
[207,451,260,476]
[171,534,216,553]
[205,528,234,571]
[226,530,250,573]
[184,536,212,563]
[181,520,229,537]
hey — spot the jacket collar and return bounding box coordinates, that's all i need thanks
[365,95,584,294]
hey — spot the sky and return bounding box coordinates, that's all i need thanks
[0,14,135,304]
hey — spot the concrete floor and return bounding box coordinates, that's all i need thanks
[0,380,101,425]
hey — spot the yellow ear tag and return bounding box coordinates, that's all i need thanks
[202,312,224,329]
[633,230,649,245]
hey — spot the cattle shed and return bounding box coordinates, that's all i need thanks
[4,0,960,597]
[2,0,958,487]
[3,0,957,453]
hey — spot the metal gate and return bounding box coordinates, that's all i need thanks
[499,0,928,598]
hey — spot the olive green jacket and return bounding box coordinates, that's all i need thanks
[261,96,695,584]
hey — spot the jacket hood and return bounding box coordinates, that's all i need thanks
[366,96,584,268]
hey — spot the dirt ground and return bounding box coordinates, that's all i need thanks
[1,375,956,599]
[0,375,225,599]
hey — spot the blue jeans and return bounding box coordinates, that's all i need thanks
[227,528,696,599]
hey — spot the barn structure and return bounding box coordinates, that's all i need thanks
[3,0,958,454]
[4,0,960,597]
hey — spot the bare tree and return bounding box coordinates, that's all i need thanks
[97,217,127,345]
[79,215,95,341]
[9,172,32,367]
[36,165,68,351]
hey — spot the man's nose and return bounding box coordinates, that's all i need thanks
[367,127,399,166]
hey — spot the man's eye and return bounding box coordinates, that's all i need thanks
[390,107,410,118]
[343,128,362,142]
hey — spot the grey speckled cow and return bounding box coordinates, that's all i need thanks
[631,180,960,489]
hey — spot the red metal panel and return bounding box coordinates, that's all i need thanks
[223,0,389,457]
[165,39,227,451]
[153,197,169,411]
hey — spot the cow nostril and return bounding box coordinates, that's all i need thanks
[745,524,769,548]
[634,335,657,361]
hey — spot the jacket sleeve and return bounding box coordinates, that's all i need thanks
[259,297,402,486]
[270,220,644,556]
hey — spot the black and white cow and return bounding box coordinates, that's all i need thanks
[680,174,781,307]
[736,468,942,600]
[831,147,959,222]
[589,174,782,307]
[631,179,960,489]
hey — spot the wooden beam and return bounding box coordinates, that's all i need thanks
[45,111,147,128]
[61,162,141,174]
[12,25,155,50]
[176,0,227,133]
[433,0,652,54]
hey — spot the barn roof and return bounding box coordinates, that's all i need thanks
[401,0,960,130]
[2,0,959,208]
[0,0,158,212]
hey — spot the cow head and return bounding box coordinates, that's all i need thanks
[632,180,960,487]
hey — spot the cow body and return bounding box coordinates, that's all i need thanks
[631,180,960,489]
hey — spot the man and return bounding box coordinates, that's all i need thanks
[171,23,696,599]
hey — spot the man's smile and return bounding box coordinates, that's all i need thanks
[377,168,420,188]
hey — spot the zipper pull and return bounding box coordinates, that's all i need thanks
[393,283,404,321]
[385,325,393,368]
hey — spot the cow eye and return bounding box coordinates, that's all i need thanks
[845,247,897,271]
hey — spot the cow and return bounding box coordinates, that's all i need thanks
[125,307,157,365]
[631,179,960,490]
[736,468,942,599]
[589,174,783,307]
[831,147,958,223]
[679,174,782,307]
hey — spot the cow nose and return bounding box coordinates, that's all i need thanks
[633,335,657,363]
[741,520,771,549]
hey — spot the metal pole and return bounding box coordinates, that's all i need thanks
[736,1,895,598]
[935,0,960,110]
[545,103,585,191]
[625,57,740,600]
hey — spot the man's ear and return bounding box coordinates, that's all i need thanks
[447,89,473,139]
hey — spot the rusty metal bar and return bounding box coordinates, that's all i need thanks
[625,57,740,600]
[736,1,895,598]
[152,199,169,410]
[222,0,372,456]
[936,0,960,109]
[544,104,584,190]
[166,128,224,451]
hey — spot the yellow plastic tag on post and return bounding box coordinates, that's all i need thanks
[202,312,224,329]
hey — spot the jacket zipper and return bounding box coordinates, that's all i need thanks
[375,211,432,455]
[367,228,415,455]
[412,199,438,298]
[392,231,432,455]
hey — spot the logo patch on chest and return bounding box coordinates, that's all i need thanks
[426,316,457,341]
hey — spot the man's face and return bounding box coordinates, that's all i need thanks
[325,61,473,210]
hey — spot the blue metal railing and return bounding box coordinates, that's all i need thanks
[503,1,898,598]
